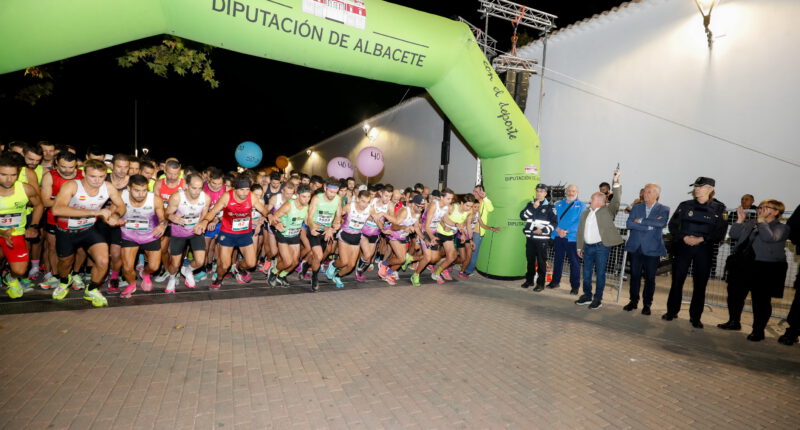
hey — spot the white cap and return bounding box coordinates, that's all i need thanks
[357,184,368,192]
[104,154,113,162]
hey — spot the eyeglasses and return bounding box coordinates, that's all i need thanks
[756,206,777,211]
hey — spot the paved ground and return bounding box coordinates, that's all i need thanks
[1,272,799,429]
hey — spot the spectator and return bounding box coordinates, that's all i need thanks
[548,184,586,294]
[625,188,645,214]
[779,203,800,346]
[519,183,557,291]
[719,200,790,341]
[662,177,728,328]
[623,184,670,315]
[575,170,622,309]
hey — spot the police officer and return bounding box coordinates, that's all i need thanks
[662,177,728,328]
[520,183,558,291]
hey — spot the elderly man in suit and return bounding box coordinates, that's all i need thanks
[575,170,623,309]
[623,184,670,315]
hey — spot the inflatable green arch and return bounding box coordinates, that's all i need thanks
[0,0,541,277]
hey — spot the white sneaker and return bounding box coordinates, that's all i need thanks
[181,266,196,288]
[153,271,170,283]
[165,275,176,293]
[72,275,85,291]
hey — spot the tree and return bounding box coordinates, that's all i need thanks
[117,37,219,88]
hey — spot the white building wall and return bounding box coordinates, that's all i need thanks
[520,0,800,210]
[287,96,479,194]
[294,0,799,211]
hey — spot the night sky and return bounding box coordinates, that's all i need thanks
[0,0,624,171]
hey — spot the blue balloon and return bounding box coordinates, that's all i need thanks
[235,141,263,168]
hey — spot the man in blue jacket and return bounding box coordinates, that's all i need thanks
[548,184,586,294]
[623,184,670,315]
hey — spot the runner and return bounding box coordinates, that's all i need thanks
[50,159,126,307]
[117,175,166,298]
[382,194,425,286]
[104,154,131,293]
[198,175,269,290]
[325,190,399,288]
[268,184,312,287]
[355,185,393,283]
[431,194,476,284]
[152,159,185,282]
[199,167,227,280]
[263,181,295,276]
[305,178,342,292]
[165,173,210,292]
[259,172,283,272]
[0,154,44,298]
[38,151,84,290]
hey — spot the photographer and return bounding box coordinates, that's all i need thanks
[718,200,790,341]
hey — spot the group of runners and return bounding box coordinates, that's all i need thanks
[0,141,497,307]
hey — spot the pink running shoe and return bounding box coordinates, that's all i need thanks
[458,272,470,280]
[141,274,152,292]
[120,284,137,299]
[378,263,389,280]
[384,275,397,286]
[355,271,366,282]
[259,261,271,274]
[426,265,435,272]
[442,269,453,281]
[235,270,252,284]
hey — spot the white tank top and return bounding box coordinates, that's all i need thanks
[398,207,420,227]
[59,180,109,230]
[121,190,156,231]
[364,198,389,229]
[176,188,206,220]
[342,200,371,234]
[271,193,285,214]
[429,200,449,229]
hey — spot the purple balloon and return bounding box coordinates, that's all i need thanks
[327,157,354,179]
[357,146,384,177]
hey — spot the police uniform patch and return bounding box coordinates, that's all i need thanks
[688,210,693,217]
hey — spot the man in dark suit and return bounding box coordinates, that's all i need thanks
[623,184,670,315]
[575,170,623,309]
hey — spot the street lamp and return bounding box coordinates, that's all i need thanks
[694,0,720,48]
[141,147,149,156]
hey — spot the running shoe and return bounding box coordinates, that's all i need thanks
[119,279,128,288]
[401,254,414,272]
[120,283,137,298]
[411,273,421,287]
[426,265,435,272]
[4,275,23,299]
[442,269,453,281]
[333,276,344,288]
[83,288,108,307]
[235,270,252,284]
[368,263,374,271]
[384,275,396,286]
[141,274,153,292]
[52,275,71,301]
[165,276,176,294]
[258,260,271,274]
[354,270,366,283]
[209,279,222,290]
[320,262,329,274]
[153,271,170,283]
[19,277,34,293]
[267,271,277,287]
[181,266,196,288]
[377,263,389,280]
[195,271,208,282]
[27,266,40,280]
[106,278,120,295]
[457,271,471,280]
[39,277,58,290]
[311,276,319,292]
[72,274,85,291]
[277,276,290,287]
[325,262,337,280]
[431,272,444,284]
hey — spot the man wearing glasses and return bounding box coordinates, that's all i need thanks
[662,177,728,328]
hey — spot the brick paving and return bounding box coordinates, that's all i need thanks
[1,276,799,429]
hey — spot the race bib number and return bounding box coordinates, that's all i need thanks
[232,217,250,231]
[68,217,95,230]
[251,209,261,221]
[350,218,365,231]
[125,219,150,231]
[316,213,333,226]
[182,216,200,227]
[0,213,22,229]
[285,227,301,237]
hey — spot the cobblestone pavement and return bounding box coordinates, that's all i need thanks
[1,274,799,429]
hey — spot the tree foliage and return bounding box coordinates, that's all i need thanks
[117,37,219,88]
